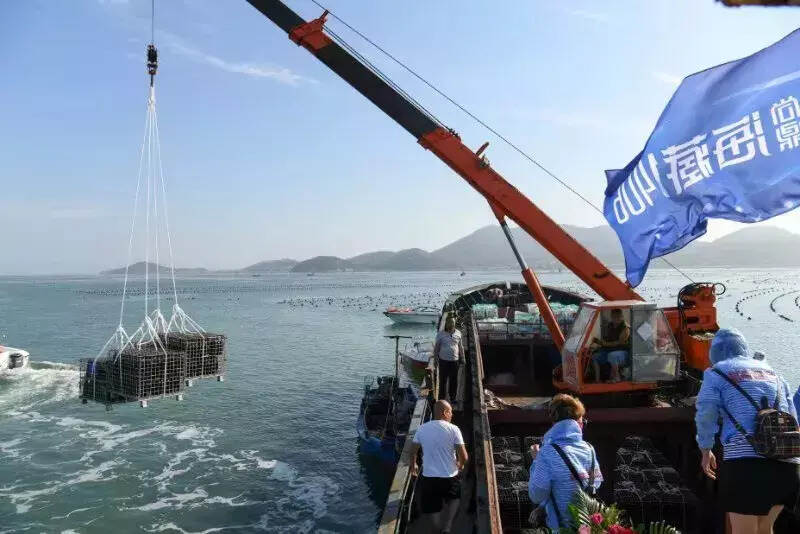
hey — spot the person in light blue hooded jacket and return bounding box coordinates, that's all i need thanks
[695,328,800,534]
[528,394,602,530]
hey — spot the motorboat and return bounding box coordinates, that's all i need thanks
[399,340,434,369]
[356,375,418,463]
[383,307,440,325]
[0,346,30,370]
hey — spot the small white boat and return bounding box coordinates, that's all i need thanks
[0,346,30,370]
[383,307,440,324]
[400,340,434,369]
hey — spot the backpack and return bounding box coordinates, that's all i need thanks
[713,368,800,460]
[529,443,597,528]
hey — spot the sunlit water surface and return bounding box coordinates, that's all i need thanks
[0,269,798,533]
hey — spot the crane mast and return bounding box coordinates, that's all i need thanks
[245,0,644,348]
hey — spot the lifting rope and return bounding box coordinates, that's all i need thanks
[306,0,695,285]
[89,0,208,405]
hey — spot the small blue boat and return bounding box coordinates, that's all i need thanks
[357,375,418,464]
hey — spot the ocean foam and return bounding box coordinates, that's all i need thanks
[0,365,78,411]
[129,488,208,511]
[163,423,223,448]
[152,448,209,491]
[50,506,100,520]
[0,460,121,514]
[0,438,25,459]
[143,522,253,534]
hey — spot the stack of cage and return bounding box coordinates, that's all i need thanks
[113,342,186,400]
[163,332,227,379]
[79,357,122,405]
[79,341,187,405]
[613,436,700,532]
[492,436,534,531]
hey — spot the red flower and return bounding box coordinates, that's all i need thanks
[607,524,635,534]
[590,513,603,525]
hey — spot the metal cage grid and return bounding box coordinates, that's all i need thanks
[164,332,227,379]
[613,436,700,532]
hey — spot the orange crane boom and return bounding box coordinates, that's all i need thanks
[243,2,719,362]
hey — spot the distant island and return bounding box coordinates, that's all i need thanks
[101,261,210,276]
[100,224,800,274]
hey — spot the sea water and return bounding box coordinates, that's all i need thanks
[0,269,798,533]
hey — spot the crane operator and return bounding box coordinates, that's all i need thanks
[588,308,630,383]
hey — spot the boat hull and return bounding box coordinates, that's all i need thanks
[383,312,439,324]
[401,353,429,369]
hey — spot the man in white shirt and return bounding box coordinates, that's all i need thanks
[434,318,465,403]
[409,400,468,534]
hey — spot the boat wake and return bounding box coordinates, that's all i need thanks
[0,360,78,412]
[0,404,340,532]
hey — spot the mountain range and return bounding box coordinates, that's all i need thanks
[101,224,800,274]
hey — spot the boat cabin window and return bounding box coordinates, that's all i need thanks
[629,308,680,382]
[560,306,595,387]
[564,306,594,354]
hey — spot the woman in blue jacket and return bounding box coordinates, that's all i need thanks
[695,329,800,534]
[528,394,603,530]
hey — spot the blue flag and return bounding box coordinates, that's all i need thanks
[604,30,800,287]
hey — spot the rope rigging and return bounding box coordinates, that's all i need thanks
[306,0,694,285]
[81,1,227,409]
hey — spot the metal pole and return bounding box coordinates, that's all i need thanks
[384,335,412,383]
[489,203,566,349]
[395,336,400,381]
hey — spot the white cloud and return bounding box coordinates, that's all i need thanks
[652,71,682,87]
[566,9,610,24]
[163,37,315,86]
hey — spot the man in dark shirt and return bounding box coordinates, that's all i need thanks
[589,308,630,383]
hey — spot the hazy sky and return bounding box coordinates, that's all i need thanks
[2,0,800,274]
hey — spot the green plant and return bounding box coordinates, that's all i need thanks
[633,521,681,534]
[534,490,683,534]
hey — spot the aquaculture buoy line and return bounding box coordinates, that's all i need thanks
[770,289,800,322]
[730,284,799,323]
[78,5,227,409]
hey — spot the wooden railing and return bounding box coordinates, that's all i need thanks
[377,314,444,534]
[377,388,431,534]
[468,314,503,534]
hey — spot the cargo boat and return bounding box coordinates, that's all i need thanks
[377,283,800,533]
[241,2,800,531]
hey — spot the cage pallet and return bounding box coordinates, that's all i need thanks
[495,464,529,485]
[79,358,125,405]
[616,447,670,469]
[109,343,186,401]
[621,435,655,451]
[497,484,534,531]
[491,436,521,454]
[164,332,227,379]
[493,449,524,466]
[614,481,700,532]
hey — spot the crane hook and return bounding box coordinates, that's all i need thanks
[147,44,158,86]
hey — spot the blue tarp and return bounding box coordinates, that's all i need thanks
[604,30,800,286]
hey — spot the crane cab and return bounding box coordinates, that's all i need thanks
[554,300,681,395]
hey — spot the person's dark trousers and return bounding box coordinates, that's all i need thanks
[438,360,459,402]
